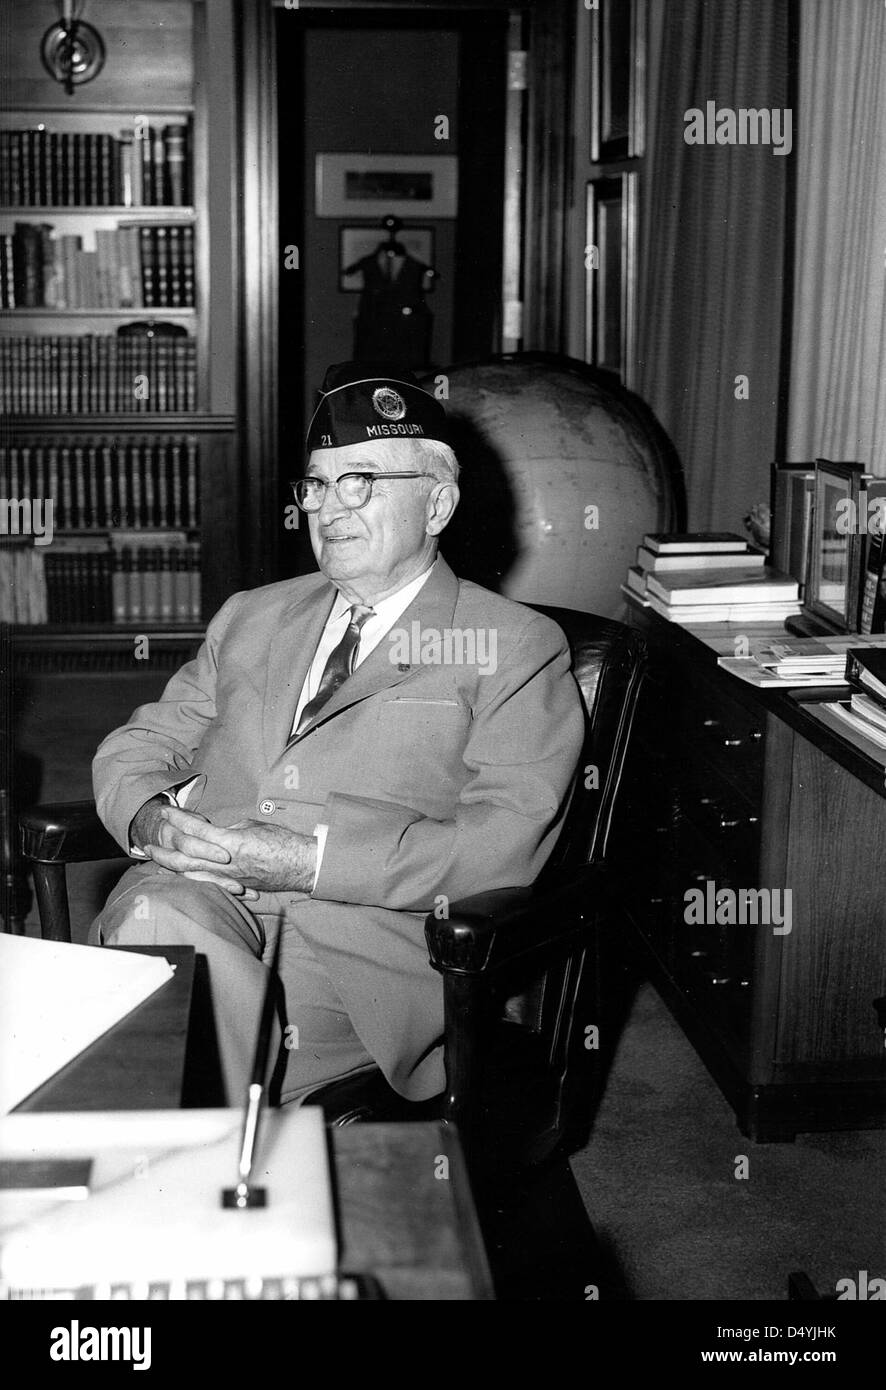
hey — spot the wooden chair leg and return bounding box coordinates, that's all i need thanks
[31,861,72,943]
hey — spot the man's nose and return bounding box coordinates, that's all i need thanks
[317,482,349,523]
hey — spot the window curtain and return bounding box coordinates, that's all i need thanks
[786,0,886,477]
[635,0,791,530]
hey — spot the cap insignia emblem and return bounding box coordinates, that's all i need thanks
[371,386,407,421]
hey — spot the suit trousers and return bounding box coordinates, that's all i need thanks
[88,864,376,1105]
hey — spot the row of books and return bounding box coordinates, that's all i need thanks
[623,532,801,624]
[0,123,192,209]
[0,534,202,625]
[0,437,200,531]
[0,333,197,414]
[2,223,196,310]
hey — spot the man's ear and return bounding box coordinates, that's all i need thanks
[426,481,459,536]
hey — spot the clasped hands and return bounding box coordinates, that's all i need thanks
[132,799,317,899]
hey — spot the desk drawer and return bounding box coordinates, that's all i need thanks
[678,766,761,875]
[683,670,765,802]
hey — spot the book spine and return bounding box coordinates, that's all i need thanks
[118,130,134,208]
[0,130,9,206]
[140,227,155,307]
[164,124,187,205]
[131,122,144,207]
[102,442,114,527]
[35,127,49,205]
[167,225,182,307]
[173,546,190,620]
[170,439,182,527]
[158,546,174,620]
[140,124,154,208]
[154,226,169,307]
[181,225,195,308]
[152,126,166,205]
[130,441,143,524]
[157,439,169,526]
[112,547,127,621]
[188,540,201,621]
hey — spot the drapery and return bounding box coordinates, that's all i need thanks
[786,0,886,477]
[635,0,791,530]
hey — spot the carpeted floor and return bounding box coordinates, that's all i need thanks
[11,671,886,1301]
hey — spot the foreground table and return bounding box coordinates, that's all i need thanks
[11,944,492,1298]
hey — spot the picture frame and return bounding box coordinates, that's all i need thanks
[315,154,458,219]
[339,226,435,292]
[769,460,815,593]
[590,0,646,163]
[584,170,638,386]
[805,458,866,632]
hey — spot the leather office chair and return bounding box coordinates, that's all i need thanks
[20,607,646,1177]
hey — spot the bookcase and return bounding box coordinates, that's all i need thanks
[0,0,240,663]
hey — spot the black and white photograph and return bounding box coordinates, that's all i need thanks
[0,0,884,1351]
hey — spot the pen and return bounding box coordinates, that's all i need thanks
[222,928,282,1210]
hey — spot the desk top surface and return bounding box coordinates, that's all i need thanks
[10,944,491,1300]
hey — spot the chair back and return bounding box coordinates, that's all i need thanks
[488,607,647,1165]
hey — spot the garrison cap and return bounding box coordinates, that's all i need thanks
[305,362,449,452]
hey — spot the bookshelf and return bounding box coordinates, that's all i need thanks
[0,0,240,659]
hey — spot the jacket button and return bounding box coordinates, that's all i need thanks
[259,799,276,815]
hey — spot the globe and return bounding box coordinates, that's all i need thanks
[432,354,684,617]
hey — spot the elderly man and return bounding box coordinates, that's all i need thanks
[91,363,585,1105]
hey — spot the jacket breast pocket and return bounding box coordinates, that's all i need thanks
[367,696,471,812]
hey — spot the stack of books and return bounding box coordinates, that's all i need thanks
[817,651,886,759]
[1,222,196,310]
[623,533,801,624]
[0,121,191,208]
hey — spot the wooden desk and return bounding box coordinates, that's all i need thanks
[11,946,492,1298]
[613,603,886,1141]
[332,1123,492,1300]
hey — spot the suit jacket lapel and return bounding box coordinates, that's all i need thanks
[262,577,337,761]
[286,556,461,748]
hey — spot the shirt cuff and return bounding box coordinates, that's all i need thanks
[128,777,202,856]
[311,822,329,892]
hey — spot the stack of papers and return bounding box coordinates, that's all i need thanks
[718,635,886,689]
[0,937,175,1114]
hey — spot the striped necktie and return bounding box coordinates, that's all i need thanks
[295,603,375,734]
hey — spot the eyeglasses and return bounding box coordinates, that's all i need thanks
[290,471,435,513]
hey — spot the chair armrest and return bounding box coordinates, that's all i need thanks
[424,862,613,976]
[20,800,126,864]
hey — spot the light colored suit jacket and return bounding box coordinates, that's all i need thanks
[93,557,585,1099]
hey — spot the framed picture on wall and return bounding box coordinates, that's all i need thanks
[339,226,435,292]
[806,458,866,632]
[590,0,646,162]
[584,171,638,385]
[316,154,458,218]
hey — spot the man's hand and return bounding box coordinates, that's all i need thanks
[137,804,259,900]
[145,808,317,894]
